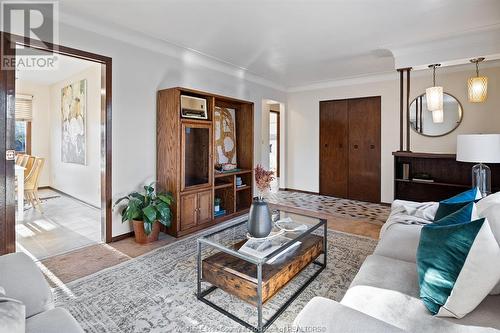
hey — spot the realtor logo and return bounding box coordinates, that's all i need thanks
[1,1,59,70]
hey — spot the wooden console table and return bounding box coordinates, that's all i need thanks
[393,151,500,202]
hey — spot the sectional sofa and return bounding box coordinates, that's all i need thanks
[294,200,500,332]
[0,252,83,333]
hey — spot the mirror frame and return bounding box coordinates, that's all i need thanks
[409,92,464,138]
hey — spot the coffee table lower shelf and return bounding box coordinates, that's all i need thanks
[196,227,327,333]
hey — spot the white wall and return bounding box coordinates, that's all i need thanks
[286,63,500,203]
[55,23,287,237]
[49,65,102,207]
[15,80,51,187]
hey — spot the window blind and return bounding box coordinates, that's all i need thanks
[15,94,33,121]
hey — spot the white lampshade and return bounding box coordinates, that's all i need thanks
[432,109,444,123]
[457,134,500,163]
[468,76,488,102]
[426,86,443,111]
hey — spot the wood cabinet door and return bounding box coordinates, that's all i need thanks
[197,190,213,225]
[180,193,197,231]
[348,97,381,203]
[319,100,348,198]
[181,122,213,192]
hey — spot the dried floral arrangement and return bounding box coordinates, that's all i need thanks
[254,164,275,200]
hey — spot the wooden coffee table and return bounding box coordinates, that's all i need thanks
[196,210,327,332]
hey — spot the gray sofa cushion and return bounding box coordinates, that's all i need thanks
[0,294,26,333]
[0,253,54,318]
[341,254,500,332]
[293,296,404,333]
[373,223,422,263]
[26,307,84,333]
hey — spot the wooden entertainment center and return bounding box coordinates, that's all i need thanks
[157,87,254,237]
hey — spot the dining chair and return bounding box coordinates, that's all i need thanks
[19,154,30,168]
[24,155,35,178]
[24,157,45,211]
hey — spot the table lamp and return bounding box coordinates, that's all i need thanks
[457,134,500,197]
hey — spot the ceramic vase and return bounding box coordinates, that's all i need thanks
[247,197,272,238]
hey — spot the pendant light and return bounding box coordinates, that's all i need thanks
[468,58,488,103]
[426,64,443,111]
[432,109,444,123]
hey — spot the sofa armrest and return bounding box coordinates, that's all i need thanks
[0,253,54,318]
[293,297,405,333]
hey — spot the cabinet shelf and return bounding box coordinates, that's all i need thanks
[395,179,470,188]
[236,185,251,191]
[214,169,252,178]
[214,182,233,190]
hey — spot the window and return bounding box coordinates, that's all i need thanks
[15,94,33,154]
[15,121,31,154]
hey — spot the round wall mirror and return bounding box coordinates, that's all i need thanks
[409,92,463,137]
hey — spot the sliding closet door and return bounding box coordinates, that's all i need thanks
[319,100,348,197]
[348,97,381,203]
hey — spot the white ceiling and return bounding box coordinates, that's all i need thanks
[58,0,500,88]
[16,52,97,85]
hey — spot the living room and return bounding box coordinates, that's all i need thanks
[1,1,500,332]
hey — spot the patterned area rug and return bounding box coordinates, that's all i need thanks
[267,191,390,225]
[53,222,377,332]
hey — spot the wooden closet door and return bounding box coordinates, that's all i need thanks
[347,97,381,203]
[319,100,348,198]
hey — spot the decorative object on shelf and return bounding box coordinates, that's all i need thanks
[468,58,488,103]
[247,165,275,238]
[426,64,443,112]
[114,183,174,244]
[402,163,410,180]
[180,95,208,119]
[236,176,243,187]
[61,79,87,165]
[221,163,237,171]
[214,197,221,212]
[409,92,463,137]
[214,106,237,166]
[457,134,500,198]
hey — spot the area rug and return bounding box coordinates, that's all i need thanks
[53,222,377,332]
[267,191,390,225]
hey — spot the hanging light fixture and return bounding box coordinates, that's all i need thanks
[432,109,444,123]
[426,64,443,111]
[468,57,488,103]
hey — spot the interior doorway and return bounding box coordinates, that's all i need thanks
[269,109,280,177]
[0,33,112,257]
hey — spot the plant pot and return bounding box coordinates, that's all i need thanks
[247,197,273,238]
[132,220,161,244]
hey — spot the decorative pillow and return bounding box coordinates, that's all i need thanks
[417,216,500,318]
[476,191,500,294]
[433,202,478,225]
[434,188,482,221]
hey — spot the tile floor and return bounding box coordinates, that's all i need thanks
[16,189,102,260]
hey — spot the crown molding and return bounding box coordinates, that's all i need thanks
[287,59,500,93]
[57,11,287,92]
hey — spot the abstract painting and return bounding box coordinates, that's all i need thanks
[61,79,87,165]
[214,107,237,166]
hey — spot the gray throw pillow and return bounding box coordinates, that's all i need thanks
[0,293,26,333]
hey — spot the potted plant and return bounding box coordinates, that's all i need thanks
[247,165,275,238]
[114,183,174,244]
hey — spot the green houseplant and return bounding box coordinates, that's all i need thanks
[114,183,174,244]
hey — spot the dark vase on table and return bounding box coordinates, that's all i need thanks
[247,197,273,238]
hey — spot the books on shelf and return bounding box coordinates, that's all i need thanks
[239,235,300,264]
[214,209,226,218]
